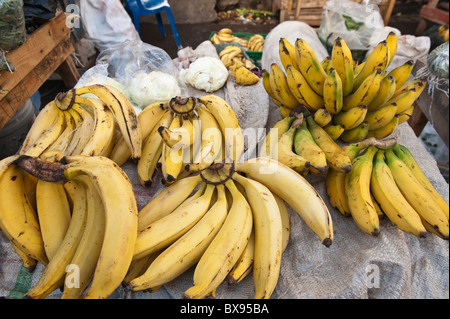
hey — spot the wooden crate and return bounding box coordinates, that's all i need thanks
[0,12,80,130]
[279,0,395,26]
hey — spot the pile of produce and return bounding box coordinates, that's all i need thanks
[326,140,449,238]
[262,33,426,142]
[124,157,332,299]
[0,154,138,299]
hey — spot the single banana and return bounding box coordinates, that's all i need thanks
[269,63,300,109]
[333,104,368,130]
[306,114,352,173]
[61,175,106,299]
[274,120,310,174]
[397,105,414,124]
[366,102,398,131]
[385,31,398,67]
[393,143,449,219]
[235,157,334,247]
[279,38,300,71]
[35,179,72,261]
[137,110,172,187]
[371,150,427,237]
[232,173,283,299]
[0,160,48,265]
[293,117,328,174]
[394,86,425,114]
[323,67,343,114]
[137,174,203,231]
[313,108,333,127]
[344,146,380,236]
[367,75,396,112]
[183,180,253,299]
[262,69,284,107]
[366,115,399,139]
[295,38,327,96]
[330,37,354,96]
[273,193,290,252]
[110,101,168,166]
[159,114,181,148]
[260,114,295,158]
[384,149,448,239]
[322,123,345,140]
[122,251,161,287]
[128,184,228,292]
[285,64,324,111]
[199,94,244,162]
[228,229,255,285]
[70,84,142,160]
[24,179,87,299]
[19,101,60,155]
[45,111,76,154]
[343,69,382,111]
[340,121,370,143]
[160,141,183,185]
[133,183,215,260]
[352,40,389,91]
[321,56,332,73]
[386,60,414,91]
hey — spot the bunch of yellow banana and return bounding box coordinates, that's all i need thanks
[260,111,352,177]
[326,139,449,239]
[18,84,141,161]
[210,28,264,52]
[124,157,332,299]
[110,95,244,187]
[0,154,139,299]
[247,34,265,52]
[263,33,427,142]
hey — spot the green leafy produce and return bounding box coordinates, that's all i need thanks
[0,0,27,52]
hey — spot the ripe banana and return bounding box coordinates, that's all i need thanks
[137,110,172,187]
[295,38,327,96]
[330,37,354,96]
[321,56,332,73]
[228,230,255,285]
[367,75,396,112]
[279,38,300,71]
[65,103,95,156]
[262,69,284,107]
[199,94,244,162]
[386,60,414,91]
[61,174,106,299]
[323,67,343,114]
[138,174,203,231]
[385,31,398,67]
[397,105,414,124]
[293,117,328,174]
[333,104,368,130]
[322,123,345,140]
[352,40,389,91]
[365,102,398,131]
[128,184,228,292]
[46,111,76,154]
[183,180,253,299]
[306,114,352,173]
[371,150,427,237]
[385,149,449,239]
[340,121,370,143]
[235,157,334,247]
[35,179,72,261]
[285,64,324,111]
[133,183,215,260]
[24,178,87,299]
[366,115,399,139]
[273,193,290,252]
[345,146,380,236]
[393,143,449,220]
[0,159,48,265]
[275,119,310,174]
[313,108,333,127]
[232,173,283,299]
[269,63,300,109]
[343,68,382,111]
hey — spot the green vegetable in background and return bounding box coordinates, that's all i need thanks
[0,0,27,52]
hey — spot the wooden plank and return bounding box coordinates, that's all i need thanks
[419,4,449,25]
[0,13,70,99]
[0,39,74,130]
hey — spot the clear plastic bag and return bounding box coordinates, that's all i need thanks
[318,0,384,62]
[0,0,27,51]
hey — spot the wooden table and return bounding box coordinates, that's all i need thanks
[0,12,80,131]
